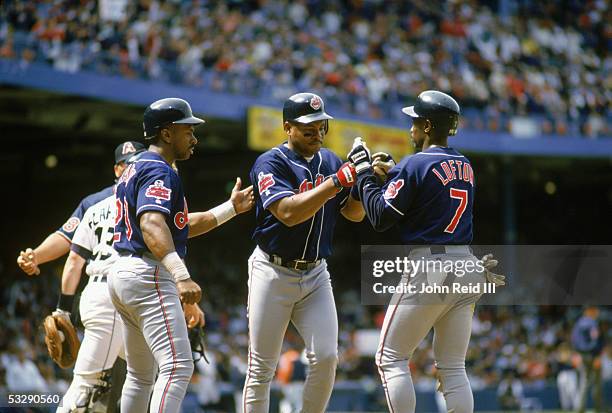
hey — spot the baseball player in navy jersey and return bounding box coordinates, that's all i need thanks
[17,141,146,276]
[349,90,504,413]
[244,93,365,413]
[55,181,204,412]
[108,97,254,413]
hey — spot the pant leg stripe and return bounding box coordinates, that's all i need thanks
[377,291,405,413]
[154,266,177,413]
[243,258,254,413]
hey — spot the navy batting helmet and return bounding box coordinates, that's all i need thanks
[283,93,333,132]
[402,90,460,136]
[143,98,204,139]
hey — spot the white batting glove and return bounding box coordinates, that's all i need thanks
[481,254,506,286]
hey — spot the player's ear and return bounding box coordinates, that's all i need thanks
[283,121,292,136]
[424,119,432,134]
[159,127,172,145]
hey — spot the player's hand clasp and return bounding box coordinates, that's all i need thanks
[230,177,255,214]
[372,152,395,182]
[177,279,202,304]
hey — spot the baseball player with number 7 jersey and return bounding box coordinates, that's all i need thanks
[349,90,504,413]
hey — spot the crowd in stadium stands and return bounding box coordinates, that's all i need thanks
[0,0,609,137]
[1,273,610,410]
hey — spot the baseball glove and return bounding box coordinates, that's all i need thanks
[43,310,80,369]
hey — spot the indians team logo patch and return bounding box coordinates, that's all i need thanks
[384,179,404,200]
[62,217,80,233]
[309,96,322,110]
[145,180,172,204]
[258,172,275,195]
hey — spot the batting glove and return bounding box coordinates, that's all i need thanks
[481,254,506,286]
[347,137,372,175]
[332,162,357,189]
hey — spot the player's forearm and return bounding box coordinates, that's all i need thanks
[272,179,338,227]
[187,211,217,238]
[61,251,86,295]
[140,212,177,260]
[34,233,71,264]
[358,174,398,232]
[341,195,365,222]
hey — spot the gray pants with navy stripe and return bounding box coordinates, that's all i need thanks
[376,248,485,413]
[108,256,193,413]
[243,247,338,413]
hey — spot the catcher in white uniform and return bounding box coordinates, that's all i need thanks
[50,173,204,412]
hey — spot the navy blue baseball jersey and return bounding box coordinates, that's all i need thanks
[113,151,189,258]
[56,185,115,242]
[358,146,474,244]
[250,144,349,261]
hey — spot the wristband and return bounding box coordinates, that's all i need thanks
[161,251,191,283]
[331,175,343,190]
[210,200,237,226]
[57,293,75,313]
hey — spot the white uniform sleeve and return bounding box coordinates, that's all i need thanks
[71,204,96,258]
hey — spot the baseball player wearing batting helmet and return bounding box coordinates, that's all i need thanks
[349,90,504,413]
[108,97,253,413]
[17,141,146,277]
[244,92,365,413]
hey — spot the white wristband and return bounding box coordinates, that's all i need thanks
[210,200,237,226]
[161,252,191,283]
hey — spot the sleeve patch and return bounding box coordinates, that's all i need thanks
[257,172,276,195]
[384,179,405,200]
[62,217,80,233]
[145,180,172,204]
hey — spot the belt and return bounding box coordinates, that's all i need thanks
[91,275,107,283]
[410,245,472,257]
[260,249,322,271]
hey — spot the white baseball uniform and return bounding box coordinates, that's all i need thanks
[58,194,125,413]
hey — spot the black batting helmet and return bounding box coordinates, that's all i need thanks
[283,93,333,132]
[143,98,204,139]
[402,90,460,136]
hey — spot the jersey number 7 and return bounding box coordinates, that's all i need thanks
[444,188,468,234]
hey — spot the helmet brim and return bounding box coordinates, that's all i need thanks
[401,106,420,118]
[293,112,334,124]
[174,116,205,125]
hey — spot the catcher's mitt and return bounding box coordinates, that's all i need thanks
[43,311,80,369]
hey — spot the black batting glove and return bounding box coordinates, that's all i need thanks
[347,137,372,175]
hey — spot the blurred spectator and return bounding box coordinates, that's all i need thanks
[276,342,307,413]
[556,343,580,411]
[194,351,222,412]
[3,343,48,392]
[571,306,605,413]
[0,0,609,137]
[497,369,524,411]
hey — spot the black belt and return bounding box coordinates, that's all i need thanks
[267,253,322,271]
[91,275,107,283]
